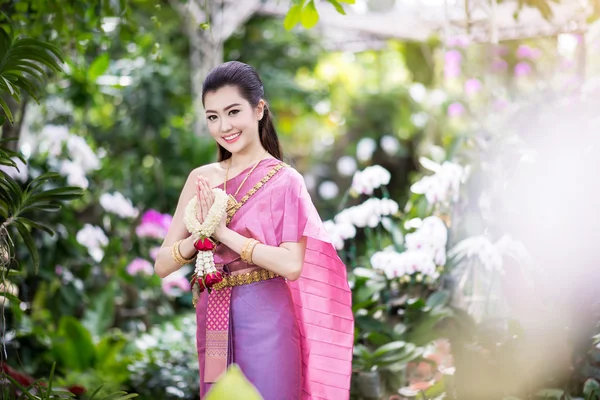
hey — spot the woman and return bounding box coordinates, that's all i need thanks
[154,61,353,400]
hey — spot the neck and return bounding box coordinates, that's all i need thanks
[228,140,267,170]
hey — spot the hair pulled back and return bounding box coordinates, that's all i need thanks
[201,61,283,162]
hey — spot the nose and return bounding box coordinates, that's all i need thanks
[220,118,233,133]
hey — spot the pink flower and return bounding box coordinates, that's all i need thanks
[516,44,541,59]
[561,59,574,70]
[136,210,172,239]
[514,62,532,77]
[491,59,508,72]
[162,276,191,296]
[444,50,462,79]
[446,36,470,48]
[493,45,508,56]
[494,99,509,111]
[447,102,464,118]
[464,78,482,95]
[126,258,154,276]
[141,209,172,229]
[149,246,161,260]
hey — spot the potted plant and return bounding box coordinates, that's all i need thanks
[353,340,424,399]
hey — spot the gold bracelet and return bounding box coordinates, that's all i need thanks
[246,240,259,264]
[240,239,251,263]
[172,239,195,265]
[240,239,259,264]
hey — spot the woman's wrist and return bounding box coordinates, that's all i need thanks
[179,236,197,259]
[213,225,230,244]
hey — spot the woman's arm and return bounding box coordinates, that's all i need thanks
[214,225,307,281]
[154,166,213,278]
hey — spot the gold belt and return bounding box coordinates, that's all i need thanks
[211,269,280,291]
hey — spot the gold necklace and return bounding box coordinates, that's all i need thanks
[223,150,268,213]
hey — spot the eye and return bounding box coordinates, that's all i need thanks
[207,115,217,121]
[229,109,240,116]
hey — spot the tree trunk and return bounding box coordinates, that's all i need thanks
[171,0,261,137]
[188,26,223,137]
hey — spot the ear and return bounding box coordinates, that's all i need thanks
[256,99,266,120]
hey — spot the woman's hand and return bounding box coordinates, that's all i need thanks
[195,174,227,242]
[195,174,214,223]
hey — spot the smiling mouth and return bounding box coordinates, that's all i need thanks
[223,132,241,142]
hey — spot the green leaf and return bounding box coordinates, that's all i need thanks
[24,186,84,205]
[536,389,565,399]
[14,217,55,235]
[366,332,392,346]
[0,96,13,123]
[327,0,347,14]
[0,290,21,304]
[1,75,15,95]
[300,1,319,29]
[584,379,600,398]
[88,385,105,400]
[0,18,64,112]
[46,362,56,398]
[3,375,39,400]
[377,343,420,364]
[1,268,21,277]
[88,53,110,81]
[353,344,372,359]
[100,393,138,400]
[51,316,96,371]
[372,341,406,358]
[338,0,356,3]
[0,169,23,197]
[47,389,76,397]
[380,217,404,249]
[109,394,139,400]
[356,315,393,336]
[0,141,26,163]
[426,290,450,310]
[83,280,117,337]
[20,202,62,214]
[12,219,39,271]
[283,4,302,30]
[25,171,60,192]
[420,377,446,398]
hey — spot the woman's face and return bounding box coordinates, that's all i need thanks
[203,85,264,154]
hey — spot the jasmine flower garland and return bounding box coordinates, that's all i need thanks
[183,188,228,289]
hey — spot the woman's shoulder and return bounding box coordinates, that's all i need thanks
[280,163,307,188]
[188,162,225,188]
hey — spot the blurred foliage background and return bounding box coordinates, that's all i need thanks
[1,0,600,399]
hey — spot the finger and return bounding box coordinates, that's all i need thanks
[200,188,209,219]
[196,175,204,217]
[200,177,211,204]
[202,178,213,204]
[196,176,202,199]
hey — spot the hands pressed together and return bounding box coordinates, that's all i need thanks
[195,174,226,236]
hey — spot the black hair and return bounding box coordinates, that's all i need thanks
[201,61,283,162]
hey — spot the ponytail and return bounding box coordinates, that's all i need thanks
[259,105,283,161]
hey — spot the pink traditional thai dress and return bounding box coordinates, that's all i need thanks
[195,158,354,400]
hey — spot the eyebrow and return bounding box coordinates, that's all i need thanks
[205,103,242,114]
